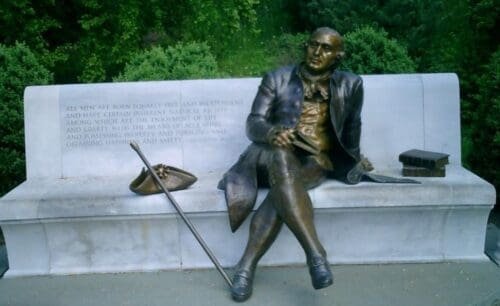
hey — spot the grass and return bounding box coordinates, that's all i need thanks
[217,37,279,77]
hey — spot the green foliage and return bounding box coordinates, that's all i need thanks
[0,0,498,196]
[0,43,52,196]
[254,0,302,36]
[0,0,187,83]
[0,0,261,82]
[468,49,500,192]
[217,41,276,77]
[180,0,260,55]
[215,0,300,77]
[217,32,308,77]
[217,27,417,76]
[115,42,219,81]
[341,27,416,74]
[296,0,432,40]
[273,33,309,66]
[75,0,162,82]
[0,1,59,51]
[295,0,471,71]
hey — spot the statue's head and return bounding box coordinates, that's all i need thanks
[304,27,345,74]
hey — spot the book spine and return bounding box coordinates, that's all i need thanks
[402,166,445,177]
[400,157,448,169]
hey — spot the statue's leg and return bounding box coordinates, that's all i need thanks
[268,148,324,258]
[231,193,282,301]
[268,147,333,289]
[235,194,283,272]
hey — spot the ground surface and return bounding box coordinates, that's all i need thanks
[0,261,499,306]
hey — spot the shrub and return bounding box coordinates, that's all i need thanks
[217,28,416,77]
[217,33,309,77]
[115,42,219,81]
[243,28,416,75]
[0,43,52,195]
[341,26,416,74]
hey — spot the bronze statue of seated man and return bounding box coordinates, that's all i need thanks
[218,27,365,302]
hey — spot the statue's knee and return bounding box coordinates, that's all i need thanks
[268,148,300,185]
[270,147,297,169]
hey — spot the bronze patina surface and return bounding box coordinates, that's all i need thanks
[218,27,365,302]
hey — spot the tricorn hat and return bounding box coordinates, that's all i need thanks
[129,164,197,195]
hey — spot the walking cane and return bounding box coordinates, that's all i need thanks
[130,141,233,287]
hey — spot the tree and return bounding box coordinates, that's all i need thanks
[469,49,500,196]
[180,0,260,55]
[0,43,52,195]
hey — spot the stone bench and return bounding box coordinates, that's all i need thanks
[0,74,496,277]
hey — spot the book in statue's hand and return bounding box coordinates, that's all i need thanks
[292,131,321,155]
[399,149,449,169]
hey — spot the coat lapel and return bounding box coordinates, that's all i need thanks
[329,71,344,135]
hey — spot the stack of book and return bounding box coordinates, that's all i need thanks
[399,149,449,177]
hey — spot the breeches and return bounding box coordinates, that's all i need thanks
[256,146,331,190]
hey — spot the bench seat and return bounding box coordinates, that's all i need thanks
[0,167,494,220]
[0,166,494,277]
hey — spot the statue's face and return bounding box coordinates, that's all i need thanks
[305,32,342,74]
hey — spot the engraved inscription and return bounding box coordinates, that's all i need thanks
[62,100,243,149]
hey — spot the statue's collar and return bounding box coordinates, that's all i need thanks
[297,64,333,101]
[294,64,338,86]
[298,64,332,82]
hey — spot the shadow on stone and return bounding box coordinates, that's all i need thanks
[488,205,500,225]
[0,227,8,277]
[485,207,500,265]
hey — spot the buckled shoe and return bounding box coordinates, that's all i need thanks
[231,269,254,302]
[308,256,333,289]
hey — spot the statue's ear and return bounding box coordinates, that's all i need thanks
[336,51,346,60]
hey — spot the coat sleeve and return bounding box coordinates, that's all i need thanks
[246,72,277,144]
[341,77,363,161]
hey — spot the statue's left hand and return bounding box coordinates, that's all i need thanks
[270,128,296,148]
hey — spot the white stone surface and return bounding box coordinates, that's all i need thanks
[24,86,62,178]
[1,74,496,277]
[44,217,180,275]
[0,167,494,276]
[361,74,425,170]
[421,74,462,164]
[0,167,493,222]
[23,74,465,179]
[312,166,496,208]
[25,79,260,179]
[2,223,50,276]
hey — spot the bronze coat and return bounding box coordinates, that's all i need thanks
[219,65,364,232]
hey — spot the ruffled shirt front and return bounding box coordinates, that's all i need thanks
[296,66,335,170]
